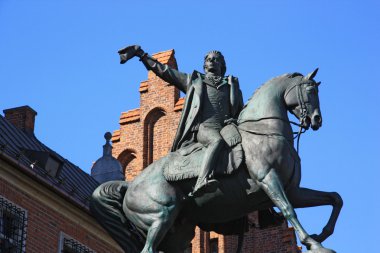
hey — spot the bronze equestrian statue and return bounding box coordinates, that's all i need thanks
[90,46,343,253]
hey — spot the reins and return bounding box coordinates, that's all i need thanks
[238,81,311,154]
[238,118,306,154]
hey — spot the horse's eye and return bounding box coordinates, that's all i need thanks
[306,87,316,93]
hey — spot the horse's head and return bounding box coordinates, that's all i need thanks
[284,68,322,130]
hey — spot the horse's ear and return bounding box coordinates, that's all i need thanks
[305,68,319,80]
[316,81,321,86]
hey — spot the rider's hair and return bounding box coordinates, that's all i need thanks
[203,50,226,76]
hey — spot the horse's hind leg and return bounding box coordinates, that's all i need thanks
[142,205,179,253]
[124,177,184,253]
[125,198,181,253]
[91,181,143,252]
[159,218,196,253]
[287,187,343,242]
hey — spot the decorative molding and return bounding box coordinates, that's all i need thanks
[119,109,141,125]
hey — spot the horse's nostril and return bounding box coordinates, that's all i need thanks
[314,115,322,123]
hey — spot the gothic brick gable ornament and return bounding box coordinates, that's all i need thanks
[90,45,342,253]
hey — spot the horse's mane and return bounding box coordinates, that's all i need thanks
[244,72,303,106]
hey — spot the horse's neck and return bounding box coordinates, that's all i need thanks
[238,79,294,141]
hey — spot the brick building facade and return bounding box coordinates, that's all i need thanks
[111,50,302,253]
[0,106,123,253]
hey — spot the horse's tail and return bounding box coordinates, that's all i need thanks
[90,181,145,253]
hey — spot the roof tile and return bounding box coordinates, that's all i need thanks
[0,114,99,210]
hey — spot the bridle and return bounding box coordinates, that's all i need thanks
[284,81,312,128]
[284,81,314,153]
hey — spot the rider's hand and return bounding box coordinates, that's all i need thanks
[117,45,141,55]
[118,45,144,64]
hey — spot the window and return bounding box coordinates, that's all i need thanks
[24,149,63,177]
[143,108,166,166]
[117,149,137,180]
[58,233,95,253]
[209,238,218,253]
[0,196,28,253]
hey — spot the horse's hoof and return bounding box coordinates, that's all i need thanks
[303,248,336,253]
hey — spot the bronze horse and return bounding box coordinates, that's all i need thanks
[91,69,342,253]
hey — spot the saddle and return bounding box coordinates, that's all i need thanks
[163,124,244,182]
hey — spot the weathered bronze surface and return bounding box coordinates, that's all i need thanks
[90,45,342,253]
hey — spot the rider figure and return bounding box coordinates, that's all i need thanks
[119,45,244,197]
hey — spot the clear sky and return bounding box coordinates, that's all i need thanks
[1,0,379,252]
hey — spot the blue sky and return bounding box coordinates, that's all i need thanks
[1,1,379,252]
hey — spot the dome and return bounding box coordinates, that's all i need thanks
[91,132,124,184]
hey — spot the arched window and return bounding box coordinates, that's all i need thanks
[117,149,137,181]
[210,238,219,253]
[143,108,167,167]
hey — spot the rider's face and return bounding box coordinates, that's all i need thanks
[204,53,223,76]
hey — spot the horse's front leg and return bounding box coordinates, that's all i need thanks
[287,187,343,242]
[254,168,322,251]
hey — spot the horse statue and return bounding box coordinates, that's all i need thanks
[91,69,342,253]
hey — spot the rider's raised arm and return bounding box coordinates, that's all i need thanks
[137,52,190,93]
[119,45,190,93]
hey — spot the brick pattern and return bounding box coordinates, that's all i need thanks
[0,177,121,253]
[3,106,37,135]
[112,49,300,253]
[222,213,300,253]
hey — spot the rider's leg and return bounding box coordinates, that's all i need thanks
[287,187,343,242]
[192,124,224,196]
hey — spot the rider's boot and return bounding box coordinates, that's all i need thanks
[190,140,223,197]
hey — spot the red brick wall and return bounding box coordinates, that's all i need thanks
[0,177,121,253]
[112,49,182,178]
[112,49,300,253]
[222,213,300,253]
